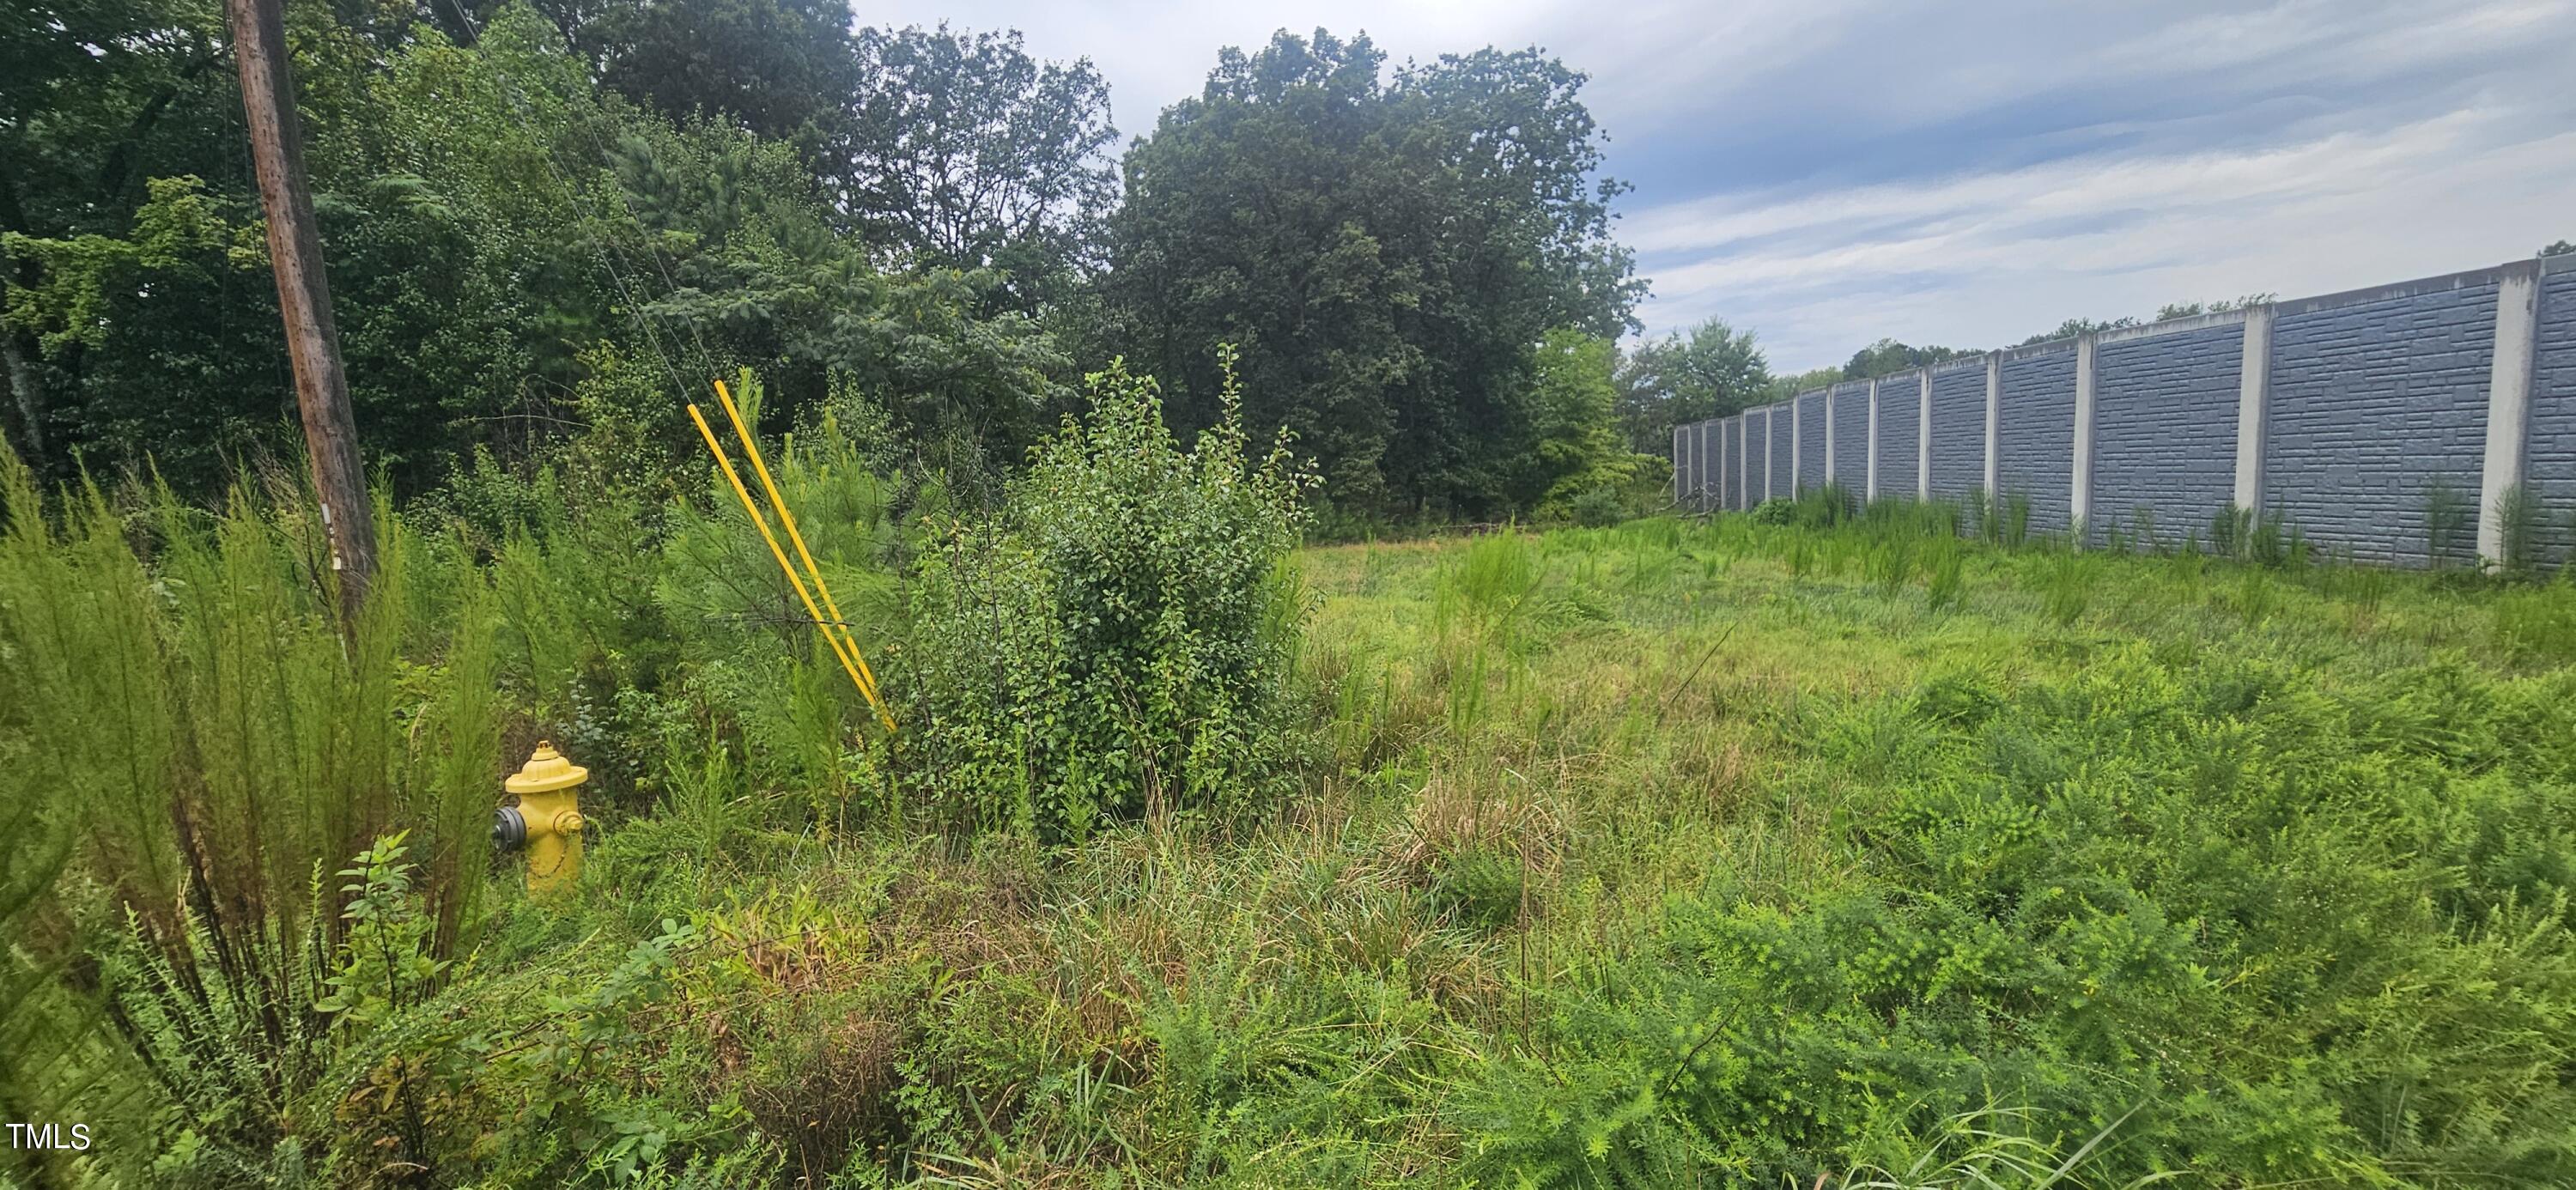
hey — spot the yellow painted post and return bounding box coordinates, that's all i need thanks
[712,380,892,718]
[687,388,897,733]
[686,404,895,732]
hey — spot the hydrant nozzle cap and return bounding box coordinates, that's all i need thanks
[506,740,591,794]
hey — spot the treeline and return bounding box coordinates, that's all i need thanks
[1,0,1649,523]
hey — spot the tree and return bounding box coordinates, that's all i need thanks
[1103,29,1641,519]
[562,0,858,149]
[1,0,1067,498]
[829,25,1116,316]
[2016,318,2135,347]
[1522,328,1636,512]
[1613,318,1769,452]
[0,0,246,478]
[1765,365,1841,401]
[2542,240,2574,258]
[2154,293,2273,320]
[1843,338,1968,379]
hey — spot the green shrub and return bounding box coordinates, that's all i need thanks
[2495,480,2547,574]
[905,353,1315,839]
[1449,527,1542,622]
[1568,483,1627,528]
[0,450,512,1179]
[1431,846,1525,932]
[1865,533,1916,597]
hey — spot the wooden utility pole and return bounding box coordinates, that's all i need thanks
[227,0,376,618]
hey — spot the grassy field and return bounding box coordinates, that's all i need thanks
[9,471,2576,1186]
[495,517,2576,1185]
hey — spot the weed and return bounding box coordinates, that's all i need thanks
[1923,542,1966,613]
[2038,552,2093,626]
[2425,479,2474,569]
[2495,480,2547,574]
[2235,566,2276,626]
[1867,533,1917,597]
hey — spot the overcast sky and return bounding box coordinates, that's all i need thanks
[860,0,2576,373]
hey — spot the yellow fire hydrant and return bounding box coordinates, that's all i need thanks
[493,741,587,894]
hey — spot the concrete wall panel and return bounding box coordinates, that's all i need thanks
[1928,366,1984,500]
[1831,381,1870,491]
[2094,323,2243,547]
[2524,269,2576,560]
[1998,349,2077,532]
[1795,393,1826,493]
[2268,281,2496,565]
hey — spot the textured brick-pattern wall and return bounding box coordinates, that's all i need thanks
[2093,325,2243,548]
[1875,379,1919,499]
[1795,393,1826,493]
[1998,351,2077,532]
[1830,381,1870,490]
[1928,366,1984,500]
[2269,281,2495,566]
[2524,270,2576,562]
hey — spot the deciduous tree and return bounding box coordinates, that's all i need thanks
[1103,29,1640,519]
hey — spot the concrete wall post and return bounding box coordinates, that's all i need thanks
[1917,370,1933,501]
[2233,306,2272,513]
[1823,389,1837,484]
[2071,333,2098,539]
[2479,260,2543,563]
[1982,354,2002,496]
[1866,379,1881,501]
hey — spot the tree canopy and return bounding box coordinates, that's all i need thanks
[1842,337,1971,379]
[1100,29,1643,519]
[1,4,1657,527]
[1613,318,1771,451]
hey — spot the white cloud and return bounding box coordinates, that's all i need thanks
[1637,112,2576,368]
[845,0,2576,375]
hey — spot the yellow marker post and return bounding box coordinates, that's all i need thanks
[687,402,898,732]
[713,380,890,712]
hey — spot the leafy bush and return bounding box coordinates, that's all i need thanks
[1567,484,1628,528]
[906,354,1315,839]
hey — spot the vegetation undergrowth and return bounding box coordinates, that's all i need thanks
[9,433,2576,1185]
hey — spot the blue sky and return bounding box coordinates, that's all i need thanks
[861,0,2576,373]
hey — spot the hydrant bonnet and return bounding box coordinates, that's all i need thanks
[507,742,588,794]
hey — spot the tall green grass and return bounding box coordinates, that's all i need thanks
[0,449,501,1169]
